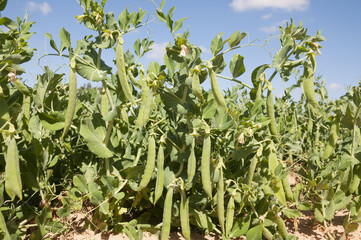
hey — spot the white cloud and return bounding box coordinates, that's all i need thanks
[262,13,272,19]
[260,20,287,34]
[146,42,168,60]
[328,83,343,91]
[230,0,309,12]
[26,1,52,16]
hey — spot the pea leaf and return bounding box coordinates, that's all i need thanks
[210,32,224,56]
[246,224,262,240]
[230,53,245,78]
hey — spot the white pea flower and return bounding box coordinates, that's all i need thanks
[179,45,189,57]
[7,72,16,82]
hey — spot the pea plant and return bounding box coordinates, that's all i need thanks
[1,0,361,239]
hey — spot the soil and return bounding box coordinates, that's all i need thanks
[47,209,361,240]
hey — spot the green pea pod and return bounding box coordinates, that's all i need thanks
[127,68,142,89]
[201,127,212,199]
[275,215,288,239]
[116,36,135,104]
[154,144,164,204]
[138,136,156,191]
[192,71,204,103]
[22,95,30,123]
[322,117,339,160]
[281,173,294,201]
[208,67,227,109]
[100,90,108,117]
[261,224,273,240]
[302,62,321,115]
[225,194,235,237]
[14,79,30,96]
[161,186,174,240]
[62,57,77,138]
[349,165,361,193]
[266,89,278,136]
[187,137,196,189]
[246,156,258,186]
[135,86,153,129]
[180,185,191,240]
[5,136,22,200]
[217,159,225,233]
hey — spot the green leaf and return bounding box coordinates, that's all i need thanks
[325,200,335,221]
[156,9,166,22]
[246,224,262,240]
[314,207,324,223]
[345,222,359,233]
[172,17,187,33]
[38,112,65,131]
[76,53,111,81]
[88,181,103,206]
[203,99,217,119]
[0,211,10,240]
[228,30,246,48]
[0,0,8,11]
[210,32,224,56]
[79,123,113,158]
[282,208,302,218]
[230,216,251,238]
[118,8,130,31]
[59,27,71,53]
[230,53,245,78]
[73,175,88,194]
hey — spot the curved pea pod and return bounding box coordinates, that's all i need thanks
[322,118,339,160]
[261,224,273,240]
[266,89,278,136]
[192,71,204,103]
[5,136,22,200]
[217,159,225,233]
[14,79,30,96]
[275,215,289,239]
[154,144,164,204]
[116,36,135,105]
[127,68,142,89]
[246,156,258,186]
[207,67,227,109]
[180,184,191,240]
[161,185,174,240]
[138,136,156,191]
[349,165,361,194]
[187,137,196,189]
[62,57,77,138]
[281,173,294,201]
[225,193,235,237]
[135,87,153,129]
[302,62,321,116]
[201,126,212,199]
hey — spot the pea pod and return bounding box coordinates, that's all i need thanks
[246,156,258,186]
[100,90,108,117]
[192,71,204,103]
[302,61,321,115]
[14,79,30,96]
[349,165,361,193]
[225,193,235,237]
[62,57,77,138]
[154,144,164,204]
[116,36,135,104]
[201,125,212,199]
[5,136,22,200]
[266,89,278,136]
[138,136,156,191]
[261,224,273,240]
[180,184,191,240]
[207,67,227,109]
[135,86,153,129]
[22,95,30,123]
[187,137,196,189]
[281,173,294,201]
[322,117,339,160]
[161,186,174,240]
[275,215,288,239]
[217,157,225,233]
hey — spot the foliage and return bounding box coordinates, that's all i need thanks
[1,0,361,239]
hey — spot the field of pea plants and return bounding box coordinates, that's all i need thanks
[1,0,361,239]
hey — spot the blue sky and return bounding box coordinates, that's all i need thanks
[3,0,361,99]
